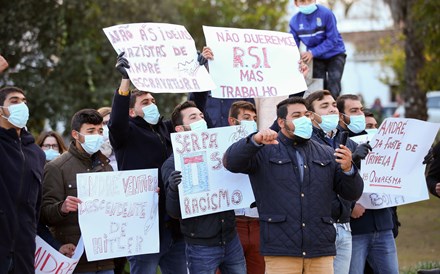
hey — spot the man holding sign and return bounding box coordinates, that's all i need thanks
[41,109,114,273]
[223,97,363,274]
[162,101,246,274]
[109,54,188,274]
[336,95,399,274]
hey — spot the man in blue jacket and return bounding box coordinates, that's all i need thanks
[0,86,46,274]
[290,0,346,98]
[336,94,399,274]
[223,97,363,274]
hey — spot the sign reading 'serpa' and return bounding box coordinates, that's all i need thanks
[171,125,256,219]
[103,23,216,93]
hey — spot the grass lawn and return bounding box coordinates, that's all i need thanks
[396,194,440,271]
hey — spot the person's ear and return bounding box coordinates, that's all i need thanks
[228,117,238,126]
[129,108,137,118]
[175,125,185,132]
[71,130,79,141]
[277,117,285,129]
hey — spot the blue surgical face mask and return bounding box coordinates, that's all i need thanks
[1,102,29,128]
[240,120,258,133]
[189,119,208,131]
[44,149,60,161]
[317,114,339,133]
[142,104,160,125]
[344,114,366,134]
[365,128,378,136]
[298,3,318,15]
[293,116,313,139]
[78,133,104,155]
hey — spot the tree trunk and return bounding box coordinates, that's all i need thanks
[402,0,427,120]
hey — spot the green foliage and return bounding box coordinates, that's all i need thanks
[379,34,405,95]
[413,0,440,93]
[382,1,440,95]
[176,0,290,49]
[400,261,440,274]
[0,0,289,135]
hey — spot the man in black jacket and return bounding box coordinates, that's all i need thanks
[162,101,246,274]
[109,53,190,274]
[0,86,46,274]
[305,90,371,274]
[336,94,399,274]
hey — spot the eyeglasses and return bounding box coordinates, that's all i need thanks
[42,144,59,149]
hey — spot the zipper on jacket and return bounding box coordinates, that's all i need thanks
[150,125,168,160]
[10,137,26,256]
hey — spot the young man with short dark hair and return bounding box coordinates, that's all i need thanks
[224,97,363,274]
[162,101,246,274]
[41,109,114,273]
[0,86,46,273]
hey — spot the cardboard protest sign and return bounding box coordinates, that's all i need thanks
[77,169,159,261]
[103,23,216,93]
[358,118,440,208]
[171,125,255,219]
[203,26,307,99]
[34,236,84,274]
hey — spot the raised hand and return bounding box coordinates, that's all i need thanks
[115,52,130,79]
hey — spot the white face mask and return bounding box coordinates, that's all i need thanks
[1,102,29,128]
[365,128,378,136]
[240,120,258,133]
[78,133,104,155]
[44,149,60,161]
[142,104,160,125]
[317,114,339,133]
[189,119,208,131]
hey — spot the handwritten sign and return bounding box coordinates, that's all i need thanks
[103,23,216,93]
[171,125,255,219]
[35,236,84,274]
[356,190,430,210]
[77,170,159,261]
[360,118,440,197]
[203,26,307,99]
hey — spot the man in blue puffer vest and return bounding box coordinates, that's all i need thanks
[223,97,363,274]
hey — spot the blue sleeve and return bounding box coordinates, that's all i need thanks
[223,134,261,174]
[309,11,340,58]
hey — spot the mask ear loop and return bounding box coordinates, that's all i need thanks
[0,106,9,120]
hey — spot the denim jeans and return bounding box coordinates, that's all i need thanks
[127,228,187,274]
[77,270,114,274]
[186,234,246,274]
[334,223,352,274]
[349,229,399,274]
[313,53,346,99]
